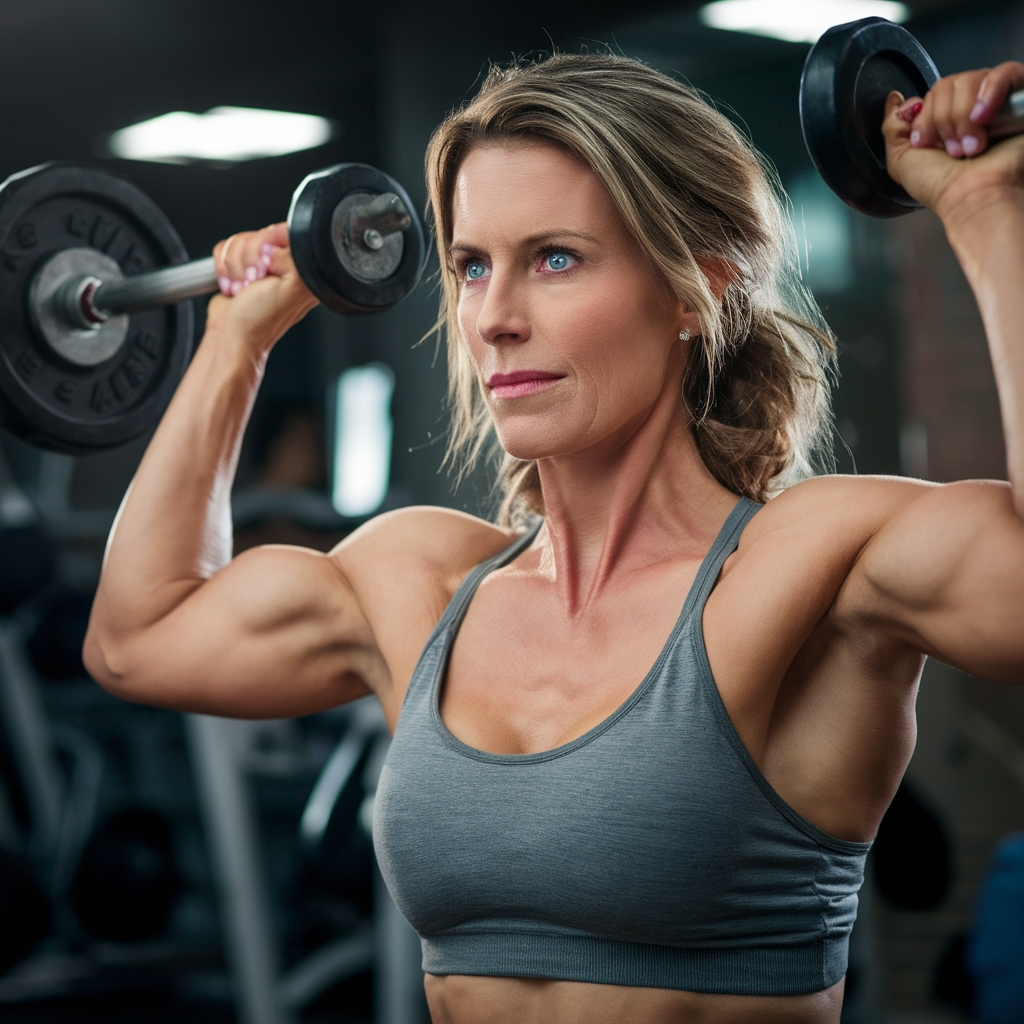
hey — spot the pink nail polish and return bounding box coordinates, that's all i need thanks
[945,139,963,158]
[218,276,231,294]
[230,281,243,296]
[261,242,273,254]
[245,265,257,282]
[969,99,988,124]
[910,130,921,146]
[961,135,979,156]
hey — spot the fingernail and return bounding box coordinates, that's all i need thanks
[218,276,231,294]
[261,242,273,255]
[244,265,257,282]
[897,100,923,123]
[961,134,979,156]
[910,130,921,146]
[945,138,963,158]
[969,99,989,124]
[259,252,272,268]
[230,280,243,296]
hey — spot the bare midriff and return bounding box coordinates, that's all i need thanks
[424,974,845,1024]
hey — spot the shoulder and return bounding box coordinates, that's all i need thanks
[742,474,1014,628]
[741,473,934,552]
[717,474,935,610]
[323,506,523,713]
[329,505,520,651]
[331,505,518,586]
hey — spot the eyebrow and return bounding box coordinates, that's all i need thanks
[448,229,600,255]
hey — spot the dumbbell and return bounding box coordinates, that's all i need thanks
[800,17,1024,217]
[0,162,426,454]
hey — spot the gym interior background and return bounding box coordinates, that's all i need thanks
[0,0,1022,1021]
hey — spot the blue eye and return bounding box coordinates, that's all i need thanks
[544,252,573,272]
[466,261,487,280]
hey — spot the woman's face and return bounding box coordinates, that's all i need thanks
[451,142,692,463]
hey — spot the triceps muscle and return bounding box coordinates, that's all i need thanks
[853,480,1024,683]
[93,543,379,718]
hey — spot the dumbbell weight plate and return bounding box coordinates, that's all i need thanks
[800,17,939,218]
[0,164,192,454]
[288,163,426,315]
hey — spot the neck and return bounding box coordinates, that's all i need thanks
[534,378,738,617]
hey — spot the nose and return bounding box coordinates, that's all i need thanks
[475,269,531,347]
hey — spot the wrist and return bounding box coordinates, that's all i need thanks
[199,323,271,386]
[202,308,274,359]
[941,184,1024,253]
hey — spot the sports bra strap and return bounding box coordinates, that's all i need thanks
[678,497,761,626]
[438,518,544,636]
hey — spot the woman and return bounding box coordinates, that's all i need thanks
[85,53,1024,1024]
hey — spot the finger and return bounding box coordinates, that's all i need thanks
[258,224,292,279]
[896,96,923,124]
[213,235,234,294]
[928,78,961,156]
[909,82,942,151]
[883,90,912,145]
[971,61,1024,124]
[215,227,282,293]
[953,73,990,157]
[883,92,916,185]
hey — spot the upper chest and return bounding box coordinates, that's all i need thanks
[439,515,857,757]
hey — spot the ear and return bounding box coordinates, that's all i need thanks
[699,256,738,301]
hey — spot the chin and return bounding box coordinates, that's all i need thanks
[494,421,576,462]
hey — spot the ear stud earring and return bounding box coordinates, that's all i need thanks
[678,328,691,341]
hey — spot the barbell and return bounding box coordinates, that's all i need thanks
[3,29,1020,457]
[0,162,425,454]
[800,17,1024,218]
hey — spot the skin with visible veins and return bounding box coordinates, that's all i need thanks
[85,64,1024,1024]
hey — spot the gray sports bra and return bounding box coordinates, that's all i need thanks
[373,498,870,996]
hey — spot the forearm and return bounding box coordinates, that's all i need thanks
[945,191,1024,516]
[92,325,266,642]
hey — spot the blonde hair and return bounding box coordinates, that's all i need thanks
[425,52,835,525]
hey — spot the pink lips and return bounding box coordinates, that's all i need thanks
[486,370,563,399]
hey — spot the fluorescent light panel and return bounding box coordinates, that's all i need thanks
[332,364,394,519]
[108,106,333,164]
[699,0,910,44]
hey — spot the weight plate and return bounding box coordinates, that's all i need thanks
[800,17,939,218]
[0,164,192,454]
[288,163,426,315]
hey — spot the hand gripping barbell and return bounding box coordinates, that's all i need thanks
[800,17,1024,218]
[0,162,426,454]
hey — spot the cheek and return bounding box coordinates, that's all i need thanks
[555,283,672,395]
[456,292,485,365]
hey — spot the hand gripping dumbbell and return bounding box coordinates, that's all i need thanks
[0,162,425,453]
[800,17,1024,217]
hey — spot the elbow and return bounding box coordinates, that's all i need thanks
[82,625,135,701]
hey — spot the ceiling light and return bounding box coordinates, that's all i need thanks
[107,107,334,164]
[699,0,910,44]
